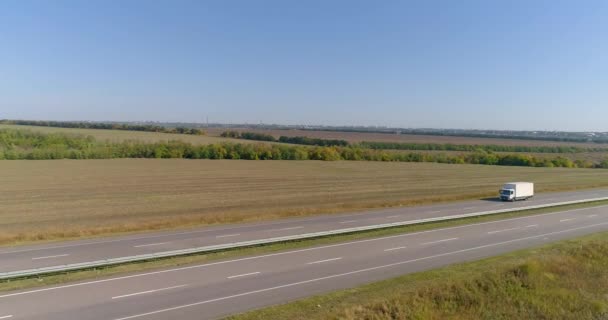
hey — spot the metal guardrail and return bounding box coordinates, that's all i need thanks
[2,196,607,281]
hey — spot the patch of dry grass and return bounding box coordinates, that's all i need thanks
[2,159,608,246]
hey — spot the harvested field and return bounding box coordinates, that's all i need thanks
[2,159,608,245]
[206,127,605,148]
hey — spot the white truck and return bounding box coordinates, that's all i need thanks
[499,182,534,201]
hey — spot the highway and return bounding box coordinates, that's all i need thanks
[1,189,607,274]
[0,201,607,319]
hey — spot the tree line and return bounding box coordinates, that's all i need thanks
[300,127,608,144]
[220,131,349,146]
[220,130,604,154]
[0,119,206,135]
[357,141,604,153]
[2,128,608,169]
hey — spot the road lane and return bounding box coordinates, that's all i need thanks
[0,189,607,274]
[0,205,607,319]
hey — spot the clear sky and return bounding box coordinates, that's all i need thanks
[1,0,607,131]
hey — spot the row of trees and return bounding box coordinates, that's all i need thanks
[220,131,276,141]
[219,131,604,154]
[278,136,349,147]
[306,127,608,143]
[220,131,349,146]
[358,141,602,153]
[3,128,608,168]
[0,120,206,135]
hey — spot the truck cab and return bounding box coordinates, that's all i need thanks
[500,188,515,201]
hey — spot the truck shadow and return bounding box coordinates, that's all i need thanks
[480,197,503,202]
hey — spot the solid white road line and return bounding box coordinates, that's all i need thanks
[111,285,187,300]
[487,227,520,235]
[340,220,358,224]
[560,218,576,222]
[270,226,304,232]
[421,238,459,245]
[3,206,604,299]
[525,224,539,228]
[307,257,343,265]
[112,222,608,320]
[216,234,241,239]
[588,214,598,218]
[0,315,13,319]
[227,272,261,279]
[31,254,69,260]
[384,246,407,252]
[133,242,168,248]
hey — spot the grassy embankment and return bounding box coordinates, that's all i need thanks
[2,159,608,246]
[228,231,608,320]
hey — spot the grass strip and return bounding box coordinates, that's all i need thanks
[1,200,607,293]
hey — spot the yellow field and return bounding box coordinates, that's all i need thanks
[2,159,608,246]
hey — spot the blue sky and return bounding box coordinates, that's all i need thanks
[1,0,607,131]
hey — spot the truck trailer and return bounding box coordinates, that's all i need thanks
[499,182,534,201]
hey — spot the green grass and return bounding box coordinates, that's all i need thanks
[2,159,608,246]
[228,230,608,320]
[2,200,607,294]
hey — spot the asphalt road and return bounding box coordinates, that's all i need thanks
[1,189,607,274]
[1,203,608,320]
